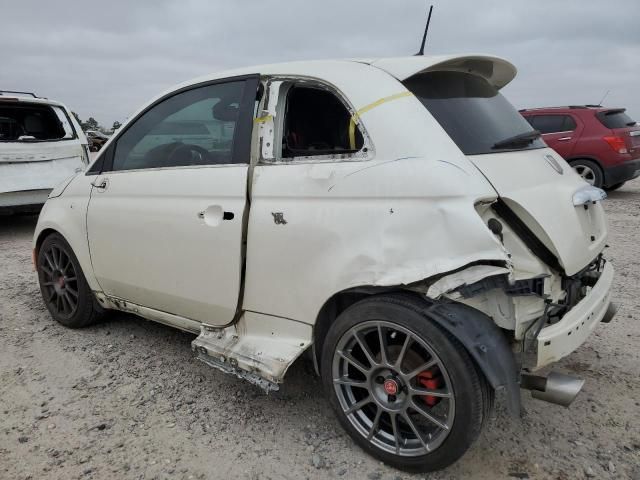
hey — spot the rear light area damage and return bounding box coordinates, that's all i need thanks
[410,198,614,374]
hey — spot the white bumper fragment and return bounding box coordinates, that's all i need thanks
[536,261,614,368]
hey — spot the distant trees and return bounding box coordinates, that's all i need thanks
[71,112,122,134]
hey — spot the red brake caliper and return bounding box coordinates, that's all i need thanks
[417,368,443,407]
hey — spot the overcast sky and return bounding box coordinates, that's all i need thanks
[2,0,638,126]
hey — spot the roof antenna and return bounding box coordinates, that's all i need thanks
[597,89,610,106]
[416,4,434,56]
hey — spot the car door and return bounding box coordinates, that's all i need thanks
[528,114,580,159]
[86,75,258,325]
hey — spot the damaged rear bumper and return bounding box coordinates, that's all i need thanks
[535,261,614,368]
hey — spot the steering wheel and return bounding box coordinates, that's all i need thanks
[167,143,211,166]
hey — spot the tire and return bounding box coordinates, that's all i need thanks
[605,181,625,192]
[37,233,103,328]
[321,294,492,472]
[570,159,604,188]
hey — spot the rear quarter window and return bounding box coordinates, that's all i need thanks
[526,115,576,134]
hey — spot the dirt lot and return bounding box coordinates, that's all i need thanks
[1,180,639,480]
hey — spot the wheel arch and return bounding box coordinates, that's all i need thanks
[313,288,521,416]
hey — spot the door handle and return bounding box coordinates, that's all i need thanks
[557,137,572,142]
[91,179,108,190]
[197,209,234,222]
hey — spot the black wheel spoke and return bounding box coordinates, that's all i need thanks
[354,330,378,367]
[367,407,382,440]
[44,252,56,271]
[401,412,429,451]
[377,324,390,365]
[408,386,451,398]
[411,400,450,431]
[390,413,401,454]
[338,351,370,375]
[333,377,367,388]
[404,360,437,381]
[66,285,79,298]
[395,334,412,370]
[344,396,372,415]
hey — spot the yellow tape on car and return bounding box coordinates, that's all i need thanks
[348,91,413,149]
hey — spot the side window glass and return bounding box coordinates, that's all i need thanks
[282,86,363,158]
[112,81,245,171]
[532,115,565,134]
[562,115,577,131]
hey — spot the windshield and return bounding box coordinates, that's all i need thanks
[404,71,545,155]
[0,102,76,142]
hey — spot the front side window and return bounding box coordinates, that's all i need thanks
[405,71,545,155]
[282,86,363,158]
[528,115,576,134]
[112,81,246,171]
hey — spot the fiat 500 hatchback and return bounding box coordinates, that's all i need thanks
[33,55,616,472]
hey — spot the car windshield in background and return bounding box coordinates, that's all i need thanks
[404,71,545,155]
[0,103,75,142]
[596,109,636,129]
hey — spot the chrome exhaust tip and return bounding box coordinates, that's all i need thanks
[521,371,584,407]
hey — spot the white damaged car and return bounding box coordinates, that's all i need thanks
[0,91,89,214]
[33,55,616,472]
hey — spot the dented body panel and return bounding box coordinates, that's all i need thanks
[33,54,613,394]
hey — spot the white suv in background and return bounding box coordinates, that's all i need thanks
[0,91,89,214]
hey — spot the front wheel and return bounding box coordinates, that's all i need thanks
[37,233,103,328]
[321,294,491,472]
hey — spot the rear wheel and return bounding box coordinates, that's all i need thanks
[37,233,103,328]
[321,294,491,472]
[570,159,604,188]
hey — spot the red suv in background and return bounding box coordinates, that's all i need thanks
[520,106,640,190]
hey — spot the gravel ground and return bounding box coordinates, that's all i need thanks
[1,179,639,480]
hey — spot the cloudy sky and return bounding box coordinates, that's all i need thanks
[2,0,638,126]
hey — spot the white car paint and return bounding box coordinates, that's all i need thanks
[0,96,88,211]
[34,55,613,387]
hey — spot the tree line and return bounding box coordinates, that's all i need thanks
[71,112,121,134]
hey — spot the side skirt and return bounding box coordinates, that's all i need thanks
[192,311,312,392]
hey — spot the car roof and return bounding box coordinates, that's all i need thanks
[0,95,67,109]
[169,54,517,94]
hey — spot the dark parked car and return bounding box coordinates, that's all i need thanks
[85,130,109,152]
[521,106,640,189]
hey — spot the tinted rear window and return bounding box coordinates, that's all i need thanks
[0,103,75,142]
[597,109,636,129]
[404,71,545,155]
